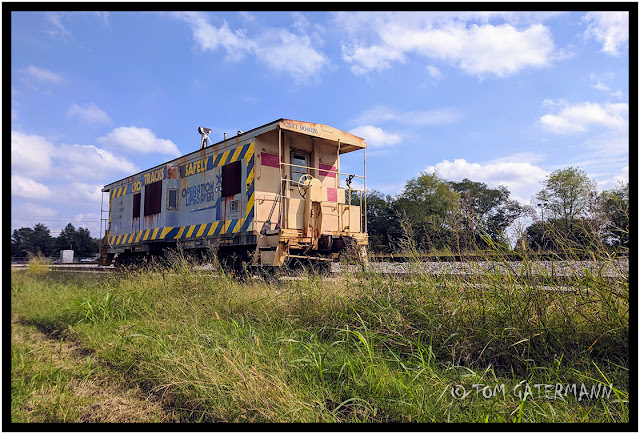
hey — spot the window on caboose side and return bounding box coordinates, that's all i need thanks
[221,160,241,197]
[132,193,141,218]
[144,180,162,216]
[291,151,309,184]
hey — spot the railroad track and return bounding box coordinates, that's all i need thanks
[12,259,629,280]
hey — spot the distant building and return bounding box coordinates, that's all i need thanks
[60,250,74,263]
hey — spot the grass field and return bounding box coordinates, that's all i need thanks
[10,249,629,424]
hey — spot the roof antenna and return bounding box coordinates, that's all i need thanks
[198,126,211,149]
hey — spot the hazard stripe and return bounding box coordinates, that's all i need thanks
[176,226,186,239]
[207,222,219,236]
[238,142,251,161]
[185,225,196,238]
[230,146,243,163]
[240,215,253,233]
[151,228,160,240]
[196,223,208,237]
[165,227,179,240]
[213,221,224,235]
[142,229,150,241]
[135,231,143,243]
[160,227,173,239]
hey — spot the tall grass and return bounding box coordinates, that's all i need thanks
[11,238,629,423]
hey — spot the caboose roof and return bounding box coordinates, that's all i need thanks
[102,118,365,192]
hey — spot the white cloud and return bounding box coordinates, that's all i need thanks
[173,12,327,83]
[23,65,64,84]
[597,166,629,192]
[175,12,251,61]
[425,157,549,204]
[45,13,72,38]
[338,12,557,78]
[343,44,405,75]
[97,126,181,157]
[253,28,328,83]
[539,101,628,134]
[583,12,629,55]
[349,125,402,149]
[354,105,462,126]
[11,175,52,199]
[64,182,104,205]
[44,12,109,39]
[57,143,140,179]
[11,131,56,178]
[425,64,443,80]
[67,103,112,124]
[11,202,59,219]
[589,73,623,99]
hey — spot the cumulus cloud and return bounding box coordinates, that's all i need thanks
[67,103,112,124]
[23,65,64,84]
[425,157,549,204]
[63,182,104,205]
[57,143,139,179]
[11,175,52,199]
[539,100,628,134]
[175,12,251,61]
[253,28,328,83]
[349,125,402,149]
[337,12,557,78]
[11,131,56,178]
[173,12,328,83]
[97,126,181,157]
[583,11,629,55]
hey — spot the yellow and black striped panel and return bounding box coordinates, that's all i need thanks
[109,219,251,246]
[108,142,255,247]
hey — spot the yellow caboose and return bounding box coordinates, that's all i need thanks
[99,119,368,269]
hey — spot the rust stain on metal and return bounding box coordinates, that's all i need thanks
[167,165,179,179]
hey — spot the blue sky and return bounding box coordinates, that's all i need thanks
[11,10,630,239]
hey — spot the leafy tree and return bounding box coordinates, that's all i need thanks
[75,227,99,257]
[599,182,629,248]
[449,178,524,248]
[534,167,597,234]
[11,223,55,257]
[522,217,601,254]
[11,227,33,258]
[55,223,99,257]
[56,223,77,252]
[363,190,399,252]
[393,172,460,251]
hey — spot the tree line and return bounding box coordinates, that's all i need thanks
[11,223,100,259]
[362,166,629,254]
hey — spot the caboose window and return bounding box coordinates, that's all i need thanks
[132,193,141,218]
[291,151,308,184]
[167,188,178,210]
[221,160,241,197]
[144,180,162,216]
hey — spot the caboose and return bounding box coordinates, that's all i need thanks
[99,119,368,270]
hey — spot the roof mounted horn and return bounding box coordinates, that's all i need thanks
[198,126,212,149]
